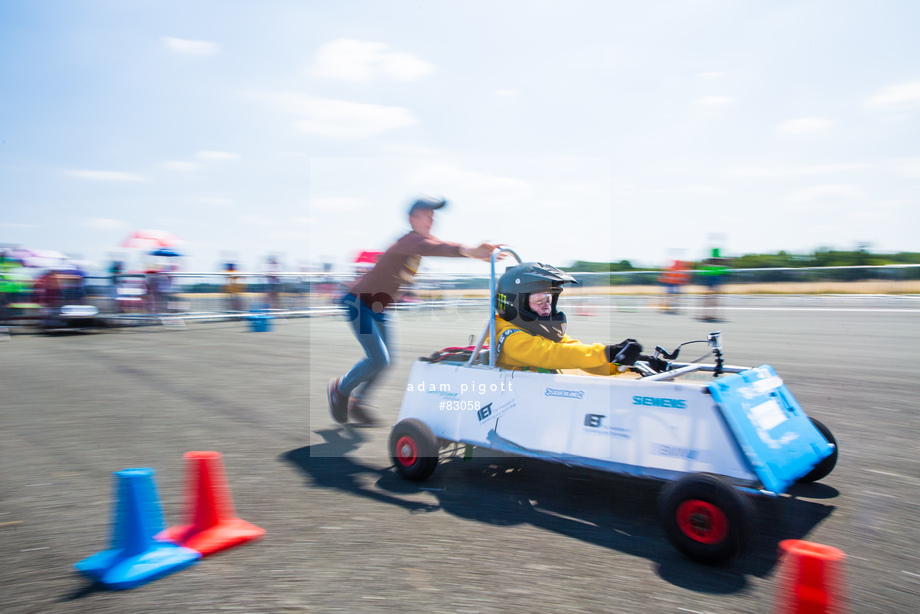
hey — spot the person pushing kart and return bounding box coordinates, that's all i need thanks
[494,262,662,374]
[328,196,502,426]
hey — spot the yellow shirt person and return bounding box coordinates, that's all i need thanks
[493,262,641,375]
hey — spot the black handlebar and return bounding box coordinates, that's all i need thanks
[654,346,680,361]
[650,332,724,377]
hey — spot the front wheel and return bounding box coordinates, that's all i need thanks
[797,417,838,484]
[389,419,439,482]
[658,473,755,565]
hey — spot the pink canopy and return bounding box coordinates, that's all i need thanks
[120,229,182,250]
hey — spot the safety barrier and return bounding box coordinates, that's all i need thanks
[3,266,919,333]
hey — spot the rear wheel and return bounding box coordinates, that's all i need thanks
[658,473,754,565]
[389,419,439,482]
[797,417,838,484]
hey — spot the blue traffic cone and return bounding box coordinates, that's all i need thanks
[74,468,201,590]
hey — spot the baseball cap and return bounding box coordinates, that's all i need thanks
[408,195,447,216]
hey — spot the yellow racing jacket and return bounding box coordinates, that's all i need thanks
[494,316,616,375]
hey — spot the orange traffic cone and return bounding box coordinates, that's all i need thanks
[157,451,265,556]
[776,539,847,613]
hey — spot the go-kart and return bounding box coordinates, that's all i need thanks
[388,249,837,564]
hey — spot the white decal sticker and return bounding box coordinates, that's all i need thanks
[749,399,788,431]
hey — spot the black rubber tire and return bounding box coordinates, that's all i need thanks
[658,473,755,565]
[797,417,838,484]
[389,419,439,482]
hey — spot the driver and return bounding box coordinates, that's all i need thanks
[493,262,643,374]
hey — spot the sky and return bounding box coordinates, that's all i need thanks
[2,0,919,275]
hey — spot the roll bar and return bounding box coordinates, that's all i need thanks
[468,247,522,367]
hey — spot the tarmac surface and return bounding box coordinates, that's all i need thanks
[2,298,920,613]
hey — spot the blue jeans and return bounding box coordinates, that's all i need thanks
[339,293,395,400]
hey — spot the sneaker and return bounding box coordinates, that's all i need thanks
[327,378,348,424]
[347,397,380,426]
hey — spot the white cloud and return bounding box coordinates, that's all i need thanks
[494,89,520,98]
[698,72,725,79]
[683,185,721,194]
[789,184,866,204]
[405,163,533,200]
[864,82,920,109]
[310,197,366,211]
[729,163,871,178]
[66,170,149,182]
[776,116,834,136]
[871,198,912,211]
[312,39,436,83]
[382,144,445,157]
[264,94,417,139]
[274,229,310,241]
[890,157,920,178]
[164,37,220,57]
[195,196,234,206]
[196,150,240,161]
[694,96,736,106]
[82,218,128,230]
[161,152,239,173]
[161,161,201,172]
[239,214,277,227]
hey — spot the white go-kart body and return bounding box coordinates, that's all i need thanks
[399,361,808,488]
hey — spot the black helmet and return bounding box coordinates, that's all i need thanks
[495,262,578,342]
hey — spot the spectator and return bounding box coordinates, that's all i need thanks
[224,262,244,312]
[658,259,690,313]
[698,248,730,322]
[265,256,282,310]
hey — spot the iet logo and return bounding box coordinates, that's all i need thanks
[653,444,699,459]
[477,403,493,422]
[584,413,605,428]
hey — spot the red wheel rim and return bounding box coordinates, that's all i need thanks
[395,436,418,467]
[676,499,729,544]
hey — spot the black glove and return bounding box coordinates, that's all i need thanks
[638,354,670,373]
[606,339,642,365]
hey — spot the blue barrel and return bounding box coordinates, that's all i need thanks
[247,304,273,332]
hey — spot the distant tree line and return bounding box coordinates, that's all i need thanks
[563,249,920,285]
[729,248,920,269]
